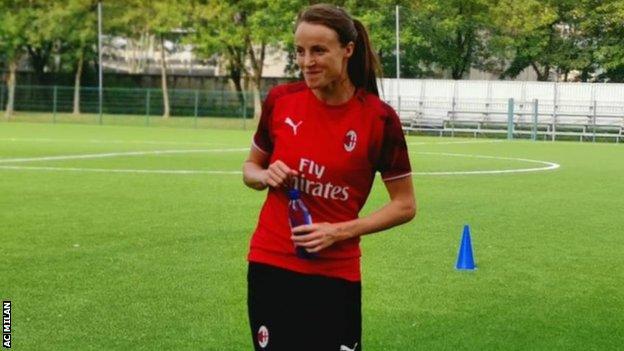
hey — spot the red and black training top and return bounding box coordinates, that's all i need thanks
[248,82,411,282]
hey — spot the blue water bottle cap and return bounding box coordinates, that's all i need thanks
[287,188,300,200]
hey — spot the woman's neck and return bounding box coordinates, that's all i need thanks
[312,77,356,105]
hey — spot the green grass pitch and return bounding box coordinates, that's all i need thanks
[1,121,623,350]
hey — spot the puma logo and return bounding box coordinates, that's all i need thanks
[340,342,358,351]
[285,117,303,135]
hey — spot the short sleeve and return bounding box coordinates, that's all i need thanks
[252,88,278,154]
[377,106,412,181]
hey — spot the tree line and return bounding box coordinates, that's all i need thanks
[1,0,623,119]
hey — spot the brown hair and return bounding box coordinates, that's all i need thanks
[296,4,381,96]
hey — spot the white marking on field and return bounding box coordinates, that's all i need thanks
[0,137,230,147]
[0,165,241,175]
[0,149,560,176]
[408,140,504,146]
[0,148,247,164]
[413,152,560,175]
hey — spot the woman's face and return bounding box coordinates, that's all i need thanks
[294,21,354,90]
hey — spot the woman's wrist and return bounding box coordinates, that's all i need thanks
[335,221,358,241]
[258,169,269,188]
[243,165,269,190]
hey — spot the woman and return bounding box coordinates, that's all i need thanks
[242,4,416,350]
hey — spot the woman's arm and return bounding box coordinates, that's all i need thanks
[291,175,416,253]
[243,146,298,190]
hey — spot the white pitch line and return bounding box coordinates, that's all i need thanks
[0,148,248,164]
[0,137,231,147]
[413,152,560,175]
[0,165,241,175]
[0,150,560,176]
[408,140,504,146]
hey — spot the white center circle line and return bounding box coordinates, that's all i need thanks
[0,149,560,176]
[412,152,560,175]
[0,165,241,174]
[0,148,248,164]
[408,140,504,146]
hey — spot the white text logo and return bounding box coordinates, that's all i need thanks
[291,158,350,201]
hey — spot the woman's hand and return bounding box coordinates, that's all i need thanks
[243,145,298,190]
[291,222,349,253]
[263,160,298,188]
[290,176,416,253]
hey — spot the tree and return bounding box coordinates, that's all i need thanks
[107,0,186,118]
[486,0,595,81]
[6,1,68,85]
[591,0,624,81]
[49,0,99,114]
[356,1,433,79]
[191,0,300,119]
[187,0,248,107]
[0,1,31,119]
[245,1,301,118]
[344,0,492,79]
[408,0,491,79]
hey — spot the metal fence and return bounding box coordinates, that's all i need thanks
[380,79,624,142]
[380,79,624,108]
[0,84,256,119]
[399,97,624,142]
[2,81,623,141]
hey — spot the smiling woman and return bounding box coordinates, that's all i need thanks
[294,5,380,102]
[242,4,416,351]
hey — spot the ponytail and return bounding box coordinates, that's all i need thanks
[349,19,380,96]
[296,4,381,96]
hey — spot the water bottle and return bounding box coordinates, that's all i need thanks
[287,189,316,259]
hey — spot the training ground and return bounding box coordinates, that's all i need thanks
[1,119,623,350]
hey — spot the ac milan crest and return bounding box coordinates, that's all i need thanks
[257,325,269,348]
[344,130,357,152]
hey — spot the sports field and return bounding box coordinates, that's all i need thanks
[1,121,623,350]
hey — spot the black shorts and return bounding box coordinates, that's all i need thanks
[247,262,362,351]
